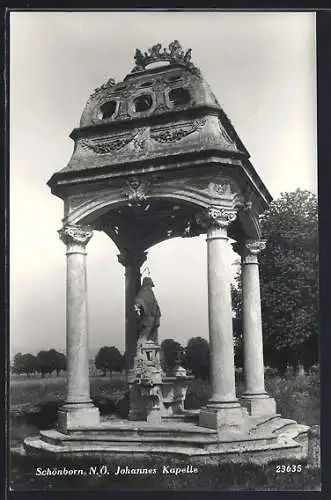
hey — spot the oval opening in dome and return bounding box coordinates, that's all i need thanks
[99,101,117,119]
[145,61,170,70]
[134,94,153,113]
[168,88,190,106]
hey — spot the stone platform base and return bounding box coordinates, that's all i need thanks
[199,403,247,431]
[24,414,309,465]
[240,395,277,417]
[57,403,100,432]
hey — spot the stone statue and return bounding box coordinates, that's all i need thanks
[134,277,161,345]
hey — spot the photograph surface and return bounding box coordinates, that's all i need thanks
[9,10,320,491]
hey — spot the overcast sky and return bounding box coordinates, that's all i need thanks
[10,11,317,357]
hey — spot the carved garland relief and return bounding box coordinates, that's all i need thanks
[79,119,206,156]
[80,131,141,154]
[151,119,206,143]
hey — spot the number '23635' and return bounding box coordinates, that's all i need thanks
[276,465,303,473]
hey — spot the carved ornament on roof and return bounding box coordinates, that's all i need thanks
[80,130,142,154]
[151,119,205,143]
[88,78,116,102]
[131,40,199,74]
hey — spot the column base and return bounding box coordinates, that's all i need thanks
[57,403,100,432]
[240,394,277,417]
[199,401,247,430]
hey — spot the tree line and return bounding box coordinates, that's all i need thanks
[10,341,207,379]
[12,350,66,377]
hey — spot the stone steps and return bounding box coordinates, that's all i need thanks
[39,429,278,451]
[24,435,304,464]
[162,413,199,423]
[69,421,217,439]
[273,423,309,446]
[23,414,309,464]
[249,415,298,435]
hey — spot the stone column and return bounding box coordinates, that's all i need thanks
[118,250,147,373]
[240,239,276,416]
[196,207,245,430]
[57,224,100,432]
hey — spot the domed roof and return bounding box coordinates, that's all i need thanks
[49,39,272,218]
[80,40,221,128]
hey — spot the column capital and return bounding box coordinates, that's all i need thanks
[58,224,93,247]
[118,250,148,268]
[195,207,237,230]
[243,239,266,264]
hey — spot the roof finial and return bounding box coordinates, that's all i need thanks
[131,40,197,73]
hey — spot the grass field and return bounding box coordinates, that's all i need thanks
[9,369,321,491]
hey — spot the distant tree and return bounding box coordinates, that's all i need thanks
[36,350,54,377]
[54,351,66,376]
[232,189,318,374]
[95,346,123,376]
[160,339,183,375]
[12,353,25,375]
[13,350,65,377]
[48,349,59,375]
[108,346,123,374]
[95,347,110,376]
[12,353,38,377]
[182,337,210,380]
[37,349,65,376]
[22,353,38,377]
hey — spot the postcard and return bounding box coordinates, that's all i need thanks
[8,9,320,492]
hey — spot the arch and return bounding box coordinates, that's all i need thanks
[65,191,212,227]
[65,181,246,228]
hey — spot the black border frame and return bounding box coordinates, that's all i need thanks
[3,6,331,500]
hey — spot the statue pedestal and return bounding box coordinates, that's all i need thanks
[143,384,163,424]
[128,341,163,423]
